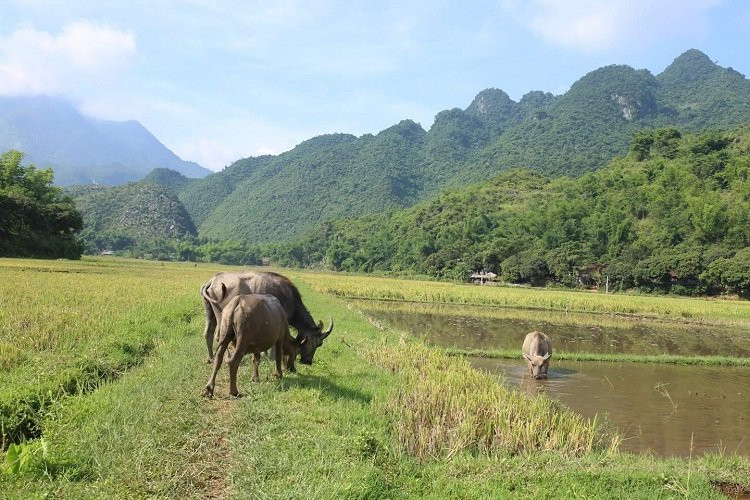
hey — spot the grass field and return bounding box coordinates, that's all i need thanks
[1,258,749,498]
[307,271,750,325]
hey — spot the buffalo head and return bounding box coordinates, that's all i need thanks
[294,317,333,365]
[523,352,551,379]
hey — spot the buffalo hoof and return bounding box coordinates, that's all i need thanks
[203,386,214,398]
[230,391,243,398]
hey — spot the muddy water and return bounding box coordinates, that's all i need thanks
[355,300,750,456]
[357,301,750,357]
[472,357,750,457]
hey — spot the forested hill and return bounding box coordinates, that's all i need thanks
[163,49,750,244]
[69,181,197,254]
[270,125,750,297]
[456,50,750,182]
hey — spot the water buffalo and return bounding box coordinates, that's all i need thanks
[522,331,552,379]
[203,294,302,398]
[200,271,333,364]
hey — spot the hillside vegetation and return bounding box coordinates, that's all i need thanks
[166,49,750,244]
[271,125,750,297]
[0,150,82,259]
[64,50,750,298]
[71,182,196,254]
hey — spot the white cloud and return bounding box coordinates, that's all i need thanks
[0,21,136,96]
[172,120,307,171]
[174,138,244,171]
[505,0,721,52]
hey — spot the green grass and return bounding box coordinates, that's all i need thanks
[445,347,750,367]
[307,271,750,326]
[367,340,619,460]
[0,258,748,498]
[350,296,749,332]
[0,257,224,446]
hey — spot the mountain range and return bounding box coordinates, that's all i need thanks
[0,95,211,185]
[67,49,750,249]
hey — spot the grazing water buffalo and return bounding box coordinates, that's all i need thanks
[522,331,552,379]
[200,271,333,364]
[203,294,302,398]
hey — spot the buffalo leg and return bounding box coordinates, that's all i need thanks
[203,301,218,364]
[285,352,296,373]
[228,349,244,397]
[203,337,229,398]
[251,352,261,383]
[274,339,283,379]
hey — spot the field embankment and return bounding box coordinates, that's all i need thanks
[1,259,748,498]
[309,271,750,325]
[447,347,750,366]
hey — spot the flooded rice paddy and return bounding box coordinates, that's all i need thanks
[472,357,750,456]
[354,300,750,457]
[355,300,750,357]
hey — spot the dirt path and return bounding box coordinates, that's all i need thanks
[200,369,235,499]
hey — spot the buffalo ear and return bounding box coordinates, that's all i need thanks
[316,320,323,330]
[542,352,551,360]
[522,354,532,362]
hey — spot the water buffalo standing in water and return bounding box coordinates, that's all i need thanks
[203,294,304,398]
[200,271,333,364]
[522,331,552,379]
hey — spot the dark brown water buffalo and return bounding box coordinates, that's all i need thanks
[203,294,303,398]
[200,271,333,364]
[522,331,552,379]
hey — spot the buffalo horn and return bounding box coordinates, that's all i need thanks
[321,316,334,339]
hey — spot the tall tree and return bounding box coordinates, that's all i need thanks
[0,150,83,259]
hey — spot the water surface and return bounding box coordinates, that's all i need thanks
[472,357,750,457]
[354,299,750,456]
[357,300,750,357]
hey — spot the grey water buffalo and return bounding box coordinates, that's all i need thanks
[204,294,302,398]
[200,271,333,364]
[522,331,552,379]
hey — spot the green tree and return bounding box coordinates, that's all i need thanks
[0,151,83,259]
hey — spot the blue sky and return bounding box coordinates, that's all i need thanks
[1,1,749,170]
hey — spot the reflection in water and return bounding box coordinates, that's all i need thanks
[472,357,750,457]
[359,302,750,357]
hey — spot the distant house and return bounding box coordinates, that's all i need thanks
[470,271,497,285]
[578,264,604,288]
[100,250,115,256]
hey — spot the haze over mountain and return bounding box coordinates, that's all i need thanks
[0,95,211,185]
[73,50,750,249]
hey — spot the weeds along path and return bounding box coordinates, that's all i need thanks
[0,258,222,446]
[0,258,236,497]
[1,309,240,498]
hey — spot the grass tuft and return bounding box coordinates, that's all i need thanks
[367,339,619,461]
